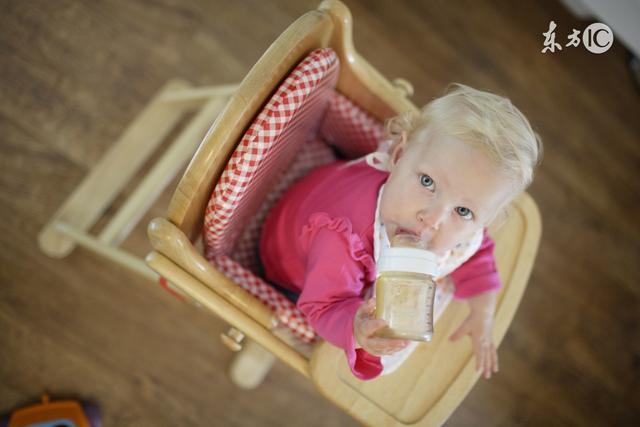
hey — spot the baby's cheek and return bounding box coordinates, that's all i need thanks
[433,227,476,253]
[428,234,457,254]
[380,195,405,225]
[438,241,457,255]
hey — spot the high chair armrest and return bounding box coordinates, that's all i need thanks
[145,250,310,378]
[146,217,276,330]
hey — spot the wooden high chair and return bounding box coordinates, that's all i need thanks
[39,1,541,425]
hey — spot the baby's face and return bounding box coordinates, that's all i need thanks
[380,133,514,255]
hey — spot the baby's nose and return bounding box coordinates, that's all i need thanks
[417,206,447,231]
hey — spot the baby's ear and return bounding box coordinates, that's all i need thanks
[389,132,408,167]
[487,206,510,232]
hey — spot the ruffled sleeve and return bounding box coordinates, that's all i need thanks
[296,212,382,380]
[450,231,502,299]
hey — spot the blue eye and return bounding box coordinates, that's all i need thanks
[420,174,435,189]
[455,207,474,220]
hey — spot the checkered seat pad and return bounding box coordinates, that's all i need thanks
[320,90,386,158]
[203,48,389,343]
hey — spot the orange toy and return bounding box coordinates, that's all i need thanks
[3,394,100,427]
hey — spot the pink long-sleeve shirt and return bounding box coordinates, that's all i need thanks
[259,160,500,380]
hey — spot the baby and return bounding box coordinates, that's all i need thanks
[259,83,542,380]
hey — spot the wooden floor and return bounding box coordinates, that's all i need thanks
[1,0,639,425]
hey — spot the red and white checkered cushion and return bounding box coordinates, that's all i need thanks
[204,48,339,257]
[319,91,386,158]
[201,48,401,344]
[203,48,340,342]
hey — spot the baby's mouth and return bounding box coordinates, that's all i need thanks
[393,226,435,248]
[394,226,419,237]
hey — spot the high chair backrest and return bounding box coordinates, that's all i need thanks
[164,0,416,242]
[203,48,340,270]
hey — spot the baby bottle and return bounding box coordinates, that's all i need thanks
[374,234,438,341]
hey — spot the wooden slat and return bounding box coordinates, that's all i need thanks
[159,84,240,110]
[54,222,158,281]
[98,97,228,246]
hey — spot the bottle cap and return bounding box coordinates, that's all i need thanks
[377,246,438,276]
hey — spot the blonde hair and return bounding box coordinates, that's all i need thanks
[385,83,543,193]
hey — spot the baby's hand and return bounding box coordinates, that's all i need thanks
[449,308,499,379]
[354,299,409,356]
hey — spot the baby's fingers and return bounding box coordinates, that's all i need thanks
[472,341,492,378]
[367,337,409,355]
[358,298,376,317]
[480,343,498,379]
[491,345,499,373]
[360,318,388,338]
[474,344,485,372]
[483,345,493,378]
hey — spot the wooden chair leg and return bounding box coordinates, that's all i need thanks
[228,339,276,390]
[53,222,158,280]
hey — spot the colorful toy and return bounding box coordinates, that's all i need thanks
[1,394,101,427]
